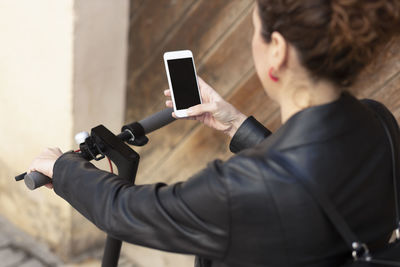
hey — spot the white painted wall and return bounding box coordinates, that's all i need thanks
[0,0,74,172]
[0,0,129,260]
[73,0,128,135]
[70,0,130,256]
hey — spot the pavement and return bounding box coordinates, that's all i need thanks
[0,215,137,267]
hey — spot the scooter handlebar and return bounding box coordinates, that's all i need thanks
[15,108,176,190]
[15,172,52,190]
[138,108,175,134]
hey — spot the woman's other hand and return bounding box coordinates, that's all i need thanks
[28,147,63,188]
[164,77,246,137]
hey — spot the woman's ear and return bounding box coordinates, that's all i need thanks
[269,32,288,72]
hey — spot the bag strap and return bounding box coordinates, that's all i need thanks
[376,111,400,231]
[283,161,370,259]
[282,108,400,261]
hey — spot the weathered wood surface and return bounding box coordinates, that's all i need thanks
[371,73,400,117]
[127,0,254,121]
[353,37,400,99]
[127,1,256,183]
[354,37,400,122]
[127,0,198,77]
[129,0,145,20]
[126,1,400,186]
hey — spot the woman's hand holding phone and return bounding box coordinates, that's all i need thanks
[165,77,246,137]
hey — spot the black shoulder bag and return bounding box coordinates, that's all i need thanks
[290,111,400,266]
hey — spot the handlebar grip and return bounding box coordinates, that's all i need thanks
[139,108,175,134]
[23,172,52,190]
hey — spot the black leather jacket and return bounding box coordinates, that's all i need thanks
[53,93,400,267]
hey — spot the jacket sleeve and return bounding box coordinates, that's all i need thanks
[52,152,230,260]
[229,116,272,154]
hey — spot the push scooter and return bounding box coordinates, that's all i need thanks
[15,108,176,267]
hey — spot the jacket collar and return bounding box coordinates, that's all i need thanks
[268,92,367,151]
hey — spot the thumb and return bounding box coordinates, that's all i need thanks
[187,103,217,116]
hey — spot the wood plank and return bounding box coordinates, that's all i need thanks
[352,37,400,98]
[126,1,255,121]
[127,0,198,77]
[130,0,254,80]
[129,0,146,21]
[353,37,400,123]
[196,12,255,97]
[229,72,280,125]
[369,72,400,121]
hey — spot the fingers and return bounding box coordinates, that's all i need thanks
[28,147,63,178]
[45,183,54,189]
[197,76,208,86]
[41,147,63,156]
[197,76,207,92]
[164,89,173,108]
[165,100,173,108]
[197,76,224,102]
[187,103,217,116]
[171,111,196,120]
[164,89,171,97]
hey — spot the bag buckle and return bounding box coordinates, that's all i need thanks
[352,242,371,261]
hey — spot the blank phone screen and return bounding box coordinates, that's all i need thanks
[167,58,201,110]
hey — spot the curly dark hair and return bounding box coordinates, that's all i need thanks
[257,0,400,87]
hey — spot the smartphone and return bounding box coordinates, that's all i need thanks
[163,50,202,118]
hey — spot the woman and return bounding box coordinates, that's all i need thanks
[29,0,400,266]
